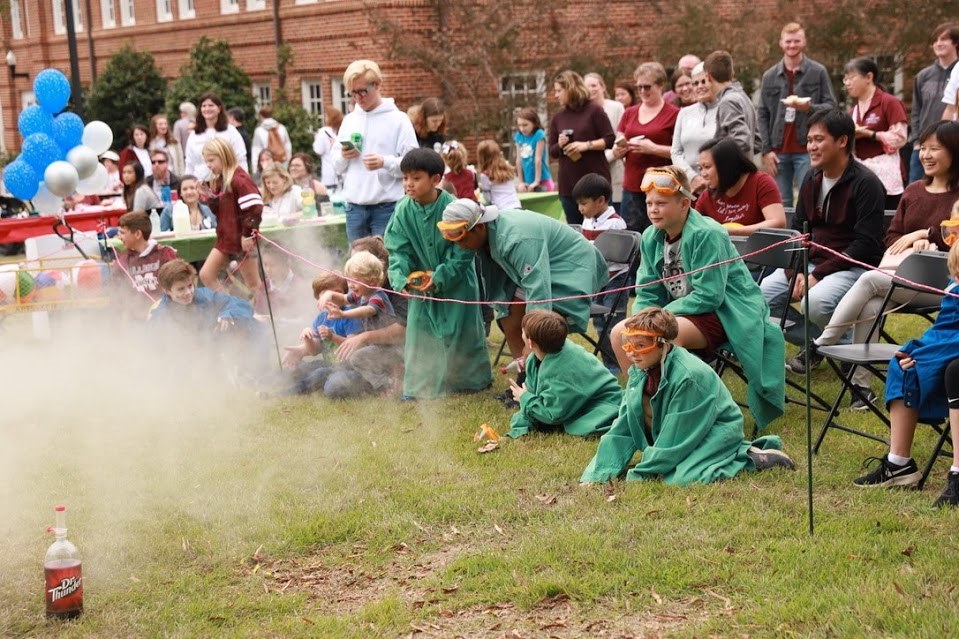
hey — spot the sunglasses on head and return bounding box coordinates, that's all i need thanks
[349,83,376,99]
[640,170,695,199]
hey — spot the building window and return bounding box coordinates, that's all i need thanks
[294,0,318,4]
[499,71,546,123]
[253,83,272,110]
[100,0,116,28]
[178,0,195,19]
[246,0,265,9]
[301,80,324,120]
[220,0,240,14]
[21,92,37,111]
[119,0,134,26]
[156,0,173,22]
[331,79,351,115]
[11,0,24,39]
[52,0,84,35]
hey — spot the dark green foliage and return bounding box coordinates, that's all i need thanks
[85,44,167,147]
[166,37,256,131]
[271,90,320,157]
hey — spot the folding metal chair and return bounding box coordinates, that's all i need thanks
[813,252,951,487]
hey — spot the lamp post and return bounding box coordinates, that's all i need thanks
[64,0,84,117]
[6,51,30,80]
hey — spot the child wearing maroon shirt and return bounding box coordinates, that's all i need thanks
[114,211,178,305]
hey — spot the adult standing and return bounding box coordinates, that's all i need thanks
[410,97,447,150]
[613,81,636,110]
[118,124,154,179]
[844,57,909,210]
[704,51,762,157]
[149,114,185,177]
[909,23,959,182]
[662,54,701,104]
[183,92,249,181]
[173,101,196,152]
[585,72,626,212]
[671,62,719,193]
[332,59,418,241]
[667,68,696,108]
[548,70,616,225]
[312,107,344,193]
[251,105,292,167]
[613,62,679,232]
[227,107,252,171]
[758,22,836,208]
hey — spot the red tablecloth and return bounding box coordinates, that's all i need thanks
[0,207,126,243]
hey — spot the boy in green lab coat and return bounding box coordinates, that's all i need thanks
[507,310,622,439]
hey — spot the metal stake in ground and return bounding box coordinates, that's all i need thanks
[254,232,283,370]
[802,223,814,536]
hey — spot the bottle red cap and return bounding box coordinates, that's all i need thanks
[55,505,66,512]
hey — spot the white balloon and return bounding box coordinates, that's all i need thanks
[66,145,100,180]
[82,121,114,155]
[76,163,109,195]
[32,182,63,214]
[44,161,80,197]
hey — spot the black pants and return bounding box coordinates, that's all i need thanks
[946,359,959,410]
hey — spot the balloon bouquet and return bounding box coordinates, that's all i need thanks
[3,68,115,214]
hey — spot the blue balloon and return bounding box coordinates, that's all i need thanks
[52,112,85,152]
[21,133,63,174]
[33,69,72,115]
[3,159,40,200]
[17,105,55,138]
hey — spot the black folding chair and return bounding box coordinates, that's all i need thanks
[882,209,896,234]
[814,252,951,487]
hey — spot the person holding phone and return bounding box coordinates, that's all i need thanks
[332,59,418,242]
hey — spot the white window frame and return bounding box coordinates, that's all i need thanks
[178,0,195,19]
[331,79,351,115]
[220,0,240,14]
[253,83,272,110]
[301,80,324,120]
[119,0,135,26]
[156,0,173,22]
[246,0,265,10]
[499,71,547,125]
[21,92,37,111]
[100,0,116,29]
[11,0,24,39]
[294,0,318,4]
[52,0,84,36]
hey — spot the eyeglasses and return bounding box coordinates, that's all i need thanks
[635,84,653,91]
[675,83,693,91]
[691,79,708,87]
[640,169,695,199]
[151,159,168,165]
[348,83,376,99]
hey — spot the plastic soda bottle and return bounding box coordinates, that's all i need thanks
[350,132,363,152]
[301,189,317,219]
[44,505,83,620]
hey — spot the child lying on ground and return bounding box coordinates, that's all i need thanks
[581,307,794,486]
[507,310,622,439]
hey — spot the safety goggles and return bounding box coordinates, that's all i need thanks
[640,169,695,199]
[620,328,665,355]
[941,219,959,247]
[437,220,470,242]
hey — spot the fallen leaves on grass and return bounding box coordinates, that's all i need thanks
[477,442,500,454]
[493,523,505,536]
[535,493,557,505]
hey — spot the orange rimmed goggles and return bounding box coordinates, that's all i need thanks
[437,220,470,242]
[620,328,666,355]
[640,169,695,199]
[941,219,959,247]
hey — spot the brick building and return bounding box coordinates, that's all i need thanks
[0,0,929,154]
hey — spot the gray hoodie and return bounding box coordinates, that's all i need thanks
[715,82,761,156]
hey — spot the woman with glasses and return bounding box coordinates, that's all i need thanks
[548,70,616,225]
[608,166,786,431]
[613,62,679,232]
[585,72,626,212]
[844,57,909,210]
[668,68,696,108]
[671,62,720,194]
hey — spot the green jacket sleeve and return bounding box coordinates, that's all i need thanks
[507,412,533,439]
[430,243,475,295]
[662,231,729,317]
[580,381,640,483]
[384,207,416,293]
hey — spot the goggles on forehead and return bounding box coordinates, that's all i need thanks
[640,169,695,199]
[620,328,666,355]
[941,219,959,247]
[436,220,470,241]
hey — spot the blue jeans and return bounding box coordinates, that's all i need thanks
[620,189,650,232]
[344,200,396,243]
[760,265,865,345]
[773,152,811,209]
[908,148,924,185]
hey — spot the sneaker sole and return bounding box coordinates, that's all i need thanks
[853,471,922,489]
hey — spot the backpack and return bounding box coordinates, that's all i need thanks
[267,126,286,163]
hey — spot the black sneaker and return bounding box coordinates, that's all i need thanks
[933,471,959,508]
[853,456,922,488]
[786,347,823,374]
[849,385,878,411]
[747,446,796,471]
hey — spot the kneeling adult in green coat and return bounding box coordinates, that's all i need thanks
[507,310,622,439]
[581,308,794,486]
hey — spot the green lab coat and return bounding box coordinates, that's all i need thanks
[507,340,622,439]
[632,209,785,429]
[580,345,783,485]
[480,210,609,331]
[385,190,492,398]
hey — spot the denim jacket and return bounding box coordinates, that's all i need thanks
[758,56,836,155]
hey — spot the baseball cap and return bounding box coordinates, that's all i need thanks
[437,198,499,233]
[100,151,120,162]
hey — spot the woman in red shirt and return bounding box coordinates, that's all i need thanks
[844,57,908,210]
[613,62,679,232]
[695,137,786,235]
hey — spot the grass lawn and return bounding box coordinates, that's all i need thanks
[1,312,957,639]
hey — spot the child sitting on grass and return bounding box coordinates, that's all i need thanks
[580,307,794,486]
[507,310,622,439]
